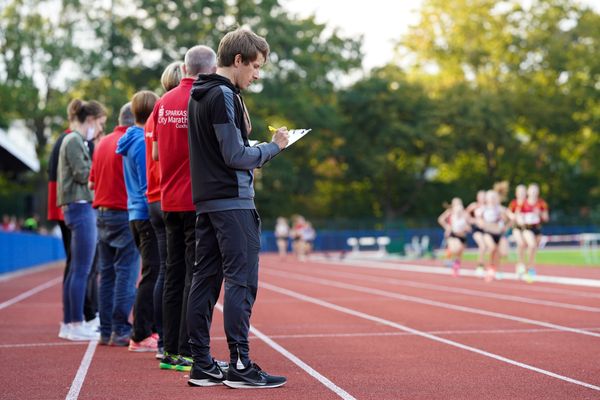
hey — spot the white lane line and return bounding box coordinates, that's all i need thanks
[4,327,600,349]
[0,277,62,310]
[264,269,600,338]
[0,262,62,282]
[251,327,600,340]
[215,303,356,400]
[318,257,600,288]
[155,327,600,343]
[302,267,600,312]
[261,282,600,392]
[305,257,600,300]
[0,342,86,349]
[65,340,97,400]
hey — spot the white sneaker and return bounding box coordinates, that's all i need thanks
[67,323,100,341]
[515,263,526,279]
[84,316,100,332]
[58,322,71,340]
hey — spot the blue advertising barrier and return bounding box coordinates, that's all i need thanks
[0,231,65,274]
[260,225,599,253]
[2,224,596,273]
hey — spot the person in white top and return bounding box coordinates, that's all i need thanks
[274,217,290,260]
[478,190,512,282]
[465,190,487,276]
[508,184,528,278]
[302,221,316,257]
[438,198,471,277]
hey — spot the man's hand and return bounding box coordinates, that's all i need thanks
[272,127,289,150]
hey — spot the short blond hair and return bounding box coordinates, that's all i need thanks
[161,61,183,92]
[217,28,269,67]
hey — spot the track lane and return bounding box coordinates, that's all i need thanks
[279,257,600,310]
[0,262,63,305]
[257,266,600,393]
[249,278,600,399]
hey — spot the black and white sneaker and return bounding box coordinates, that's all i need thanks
[216,359,229,372]
[187,360,226,387]
[223,363,287,389]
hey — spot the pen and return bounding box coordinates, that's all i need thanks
[268,125,277,132]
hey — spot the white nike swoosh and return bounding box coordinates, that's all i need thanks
[205,370,223,379]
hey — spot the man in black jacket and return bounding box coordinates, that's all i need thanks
[186,28,288,389]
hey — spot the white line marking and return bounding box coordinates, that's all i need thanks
[261,282,600,392]
[303,267,600,312]
[247,327,600,340]
[0,342,86,349]
[65,340,97,400]
[215,303,355,400]
[264,269,600,338]
[0,277,62,310]
[173,326,600,343]
[0,261,62,282]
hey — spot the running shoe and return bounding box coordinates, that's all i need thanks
[485,266,496,283]
[475,265,485,278]
[188,360,226,387]
[58,322,70,340]
[223,362,287,389]
[525,267,536,283]
[128,335,158,352]
[515,263,526,280]
[67,323,100,341]
[109,332,130,347]
[84,315,100,332]
[155,346,164,360]
[216,359,229,372]
[452,260,460,277]
[159,353,182,370]
[176,355,193,372]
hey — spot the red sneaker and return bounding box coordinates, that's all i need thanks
[128,335,158,352]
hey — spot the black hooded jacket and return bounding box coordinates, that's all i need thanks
[187,74,280,214]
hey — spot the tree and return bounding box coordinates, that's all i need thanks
[337,65,441,221]
[0,0,87,159]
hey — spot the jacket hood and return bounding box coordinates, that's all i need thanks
[190,74,238,102]
[116,125,143,156]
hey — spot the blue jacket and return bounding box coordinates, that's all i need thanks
[116,125,148,220]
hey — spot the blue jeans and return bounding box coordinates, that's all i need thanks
[63,203,97,324]
[96,209,139,338]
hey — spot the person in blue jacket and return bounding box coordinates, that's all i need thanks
[116,90,161,351]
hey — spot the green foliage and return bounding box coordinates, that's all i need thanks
[1,0,599,226]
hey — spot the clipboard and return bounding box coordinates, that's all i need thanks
[248,128,312,150]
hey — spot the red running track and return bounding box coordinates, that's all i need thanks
[0,256,599,399]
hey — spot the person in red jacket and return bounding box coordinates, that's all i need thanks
[153,45,217,371]
[47,130,72,279]
[508,184,528,279]
[89,103,140,345]
[145,61,183,360]
[520,183,549,282]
